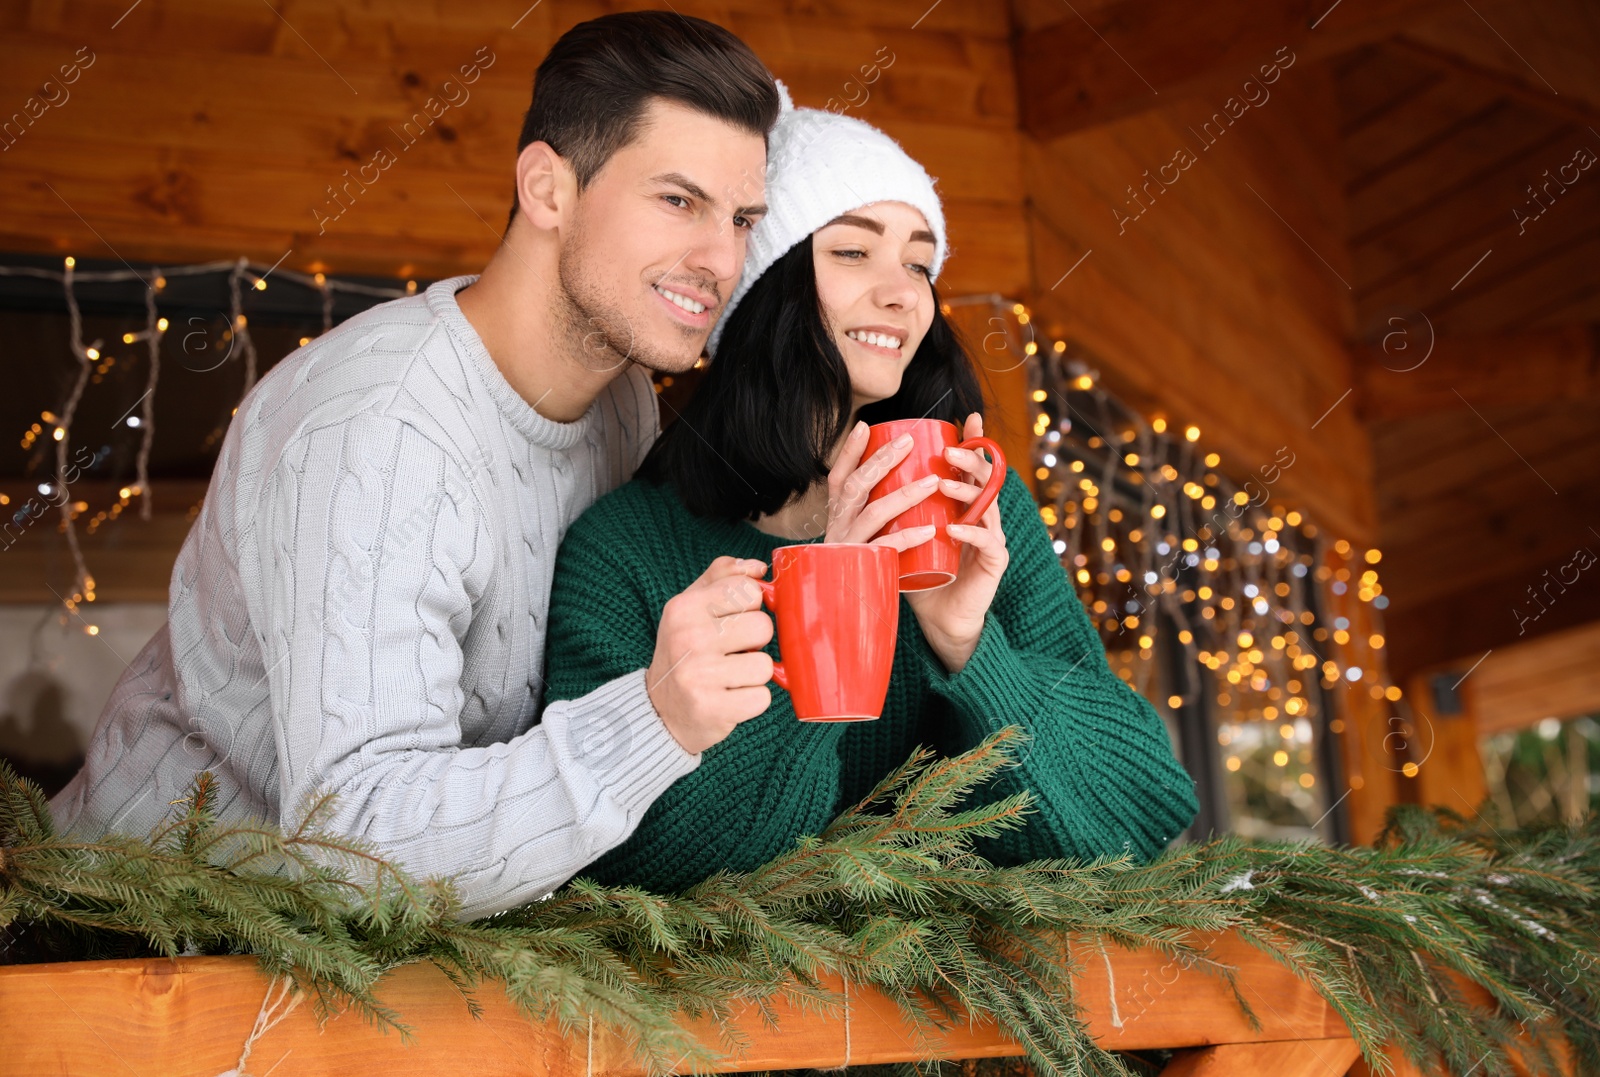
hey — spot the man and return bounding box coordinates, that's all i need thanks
[51,12,782,919]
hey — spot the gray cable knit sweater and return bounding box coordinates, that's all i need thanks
[49,274,700,918]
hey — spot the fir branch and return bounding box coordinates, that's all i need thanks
[3,739,1598,1077]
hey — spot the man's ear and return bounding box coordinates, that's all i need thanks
[514,140,575,232]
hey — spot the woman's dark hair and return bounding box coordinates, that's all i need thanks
[638,235,987,522]
[504,12,779,231]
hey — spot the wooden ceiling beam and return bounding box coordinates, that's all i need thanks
[1428,224,1600,335]
[1014,0,1459,140]
[1374,459,1600,611]
[1350,135,1600,318]
[1335,48,1445,137]
[1353,326,1600,422]
[1388,35,1600,132]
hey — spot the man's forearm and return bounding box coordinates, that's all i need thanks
[284,669,698,919]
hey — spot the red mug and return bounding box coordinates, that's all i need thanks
[863,418,1006,591]
[756,543,900,722]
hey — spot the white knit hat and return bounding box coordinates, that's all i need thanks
[707,82,947,357]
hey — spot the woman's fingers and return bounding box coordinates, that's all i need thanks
[941,481,1002,542]
[871,523,937,552]
[828,420,1002,545]
[948,521,1008,567]
[940,478,978,502]
[825,423,871,517]
[845,473,939,541]
[856,434,915,487]
[944,444,993,486]
[827,430,915,539]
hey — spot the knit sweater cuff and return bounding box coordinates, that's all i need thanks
[918,612,1023,725]
[541,668,700,823]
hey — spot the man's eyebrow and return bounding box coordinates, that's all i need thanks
[652,171,714,203]
[652,172,766,218]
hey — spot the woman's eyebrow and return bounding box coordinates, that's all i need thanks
[824,213,884,234]
[823,215,937,247]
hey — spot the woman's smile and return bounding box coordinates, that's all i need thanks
[845,326,906,356]
[844,328,908,356]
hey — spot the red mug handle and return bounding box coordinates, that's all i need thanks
[755,579,790,690]
[953,436,1006,526]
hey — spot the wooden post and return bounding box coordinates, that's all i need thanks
[1403,618,1600,827]
[1405,663,1488,823]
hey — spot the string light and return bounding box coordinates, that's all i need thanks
[1,255,411,629]
[987,298,1398,834]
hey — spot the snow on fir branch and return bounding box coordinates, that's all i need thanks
[2,727,1596,1077]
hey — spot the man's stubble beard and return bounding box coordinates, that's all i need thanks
[556,214,708,377]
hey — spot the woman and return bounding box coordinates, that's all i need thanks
[542,98,1199,893]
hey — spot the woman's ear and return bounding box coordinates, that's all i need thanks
[513,140,576,232]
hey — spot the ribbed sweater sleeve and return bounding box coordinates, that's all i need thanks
[913,469,1200,864]
[250,414,697,918]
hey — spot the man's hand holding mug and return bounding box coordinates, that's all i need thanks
[647,556,775,754]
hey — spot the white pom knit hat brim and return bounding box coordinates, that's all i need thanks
[707,84,947,357]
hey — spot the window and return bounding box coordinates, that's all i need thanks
[1027,342,1351,844]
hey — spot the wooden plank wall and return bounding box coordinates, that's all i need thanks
[1013,50,1376,549]
[0,0,1026,296]
[1370,395,1600,685]
[1466,620,1600,737]
[1008,8,1396,835]
[1328,20,1600,685]
[0,0,1375,553]
[0,0,1034,602]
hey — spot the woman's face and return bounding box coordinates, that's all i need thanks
[811,202,938,408]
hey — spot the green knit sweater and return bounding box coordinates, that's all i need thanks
[542,467,1200,893]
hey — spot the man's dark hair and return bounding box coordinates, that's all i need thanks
[637,235,988,521]
[504,11,780,231]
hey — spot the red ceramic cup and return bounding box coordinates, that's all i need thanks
[756,543,900,722]
[863,418,1006,591]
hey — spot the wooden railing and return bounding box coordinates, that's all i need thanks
[1,929,1505,1077]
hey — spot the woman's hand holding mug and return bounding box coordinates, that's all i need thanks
[892,413,1010,674]
[821,422,939,549]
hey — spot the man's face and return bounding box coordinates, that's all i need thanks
[558,99,768,375]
